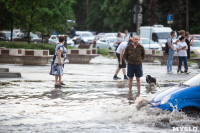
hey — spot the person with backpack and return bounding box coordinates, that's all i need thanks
[166,31,176,73]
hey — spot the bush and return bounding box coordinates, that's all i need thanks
[0,41,74,55]
[97,48,109,56]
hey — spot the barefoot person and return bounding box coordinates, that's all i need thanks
[124,36,145,97]
[50,36,68,87]
[113,38,133,80]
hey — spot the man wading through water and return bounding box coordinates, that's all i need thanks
[124,36,145,97]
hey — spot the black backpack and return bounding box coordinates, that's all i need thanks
[165,38,172,53]
[165,41,169,53]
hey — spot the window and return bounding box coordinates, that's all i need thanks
[192,41,200,47]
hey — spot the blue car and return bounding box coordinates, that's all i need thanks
[150,74,200,112]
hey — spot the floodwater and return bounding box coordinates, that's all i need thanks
[0,56,200,133]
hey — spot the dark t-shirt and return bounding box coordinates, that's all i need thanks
[185,39,190,58]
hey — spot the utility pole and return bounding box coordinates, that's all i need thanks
[186,0,189,32]
[136,0,143,35]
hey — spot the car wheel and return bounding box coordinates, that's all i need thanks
[109,47,112,50]
[180,106,200,117]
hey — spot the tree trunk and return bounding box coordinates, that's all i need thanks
[10,19,13,41]
[41,33,44,43]
[186,0,189,32]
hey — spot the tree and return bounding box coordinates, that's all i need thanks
[147,0,159,26]
[14,0,75,43]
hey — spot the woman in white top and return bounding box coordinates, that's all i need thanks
[114,32,123,51]
[177,36,189,74]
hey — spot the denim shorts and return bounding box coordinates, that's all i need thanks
[127,63,143,78]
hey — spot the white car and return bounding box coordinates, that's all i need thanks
[140,38,162,50]
[48,35,75,47]
[73,31,94,45]
[96,37,117,50]
[190,40,200,54]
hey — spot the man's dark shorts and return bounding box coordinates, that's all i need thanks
[127,63,143,78]
[116,53,126,68]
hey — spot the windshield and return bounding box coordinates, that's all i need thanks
[184,74,200,87]
[30,33,39,38]
[141,39,156,44]
[105,33,116,37]
[109,38,117,43]
[192,41,200,47]
[81,33,93,37]
[5,33,16,38]
[156,32,170,39]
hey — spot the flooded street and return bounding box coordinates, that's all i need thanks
[0,56,200,133]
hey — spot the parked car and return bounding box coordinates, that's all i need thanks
[96,37,117,50]
[73,31,95,45]
[48,35,74,46]
[92,35,105,47]
[190,34,200,40]
[150,74,200,113]
[190,40,200,54]
[30,32,42,43]
[0,31,20,41]
[140,38,162,50]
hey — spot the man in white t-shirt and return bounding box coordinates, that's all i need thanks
[113,38,133,80]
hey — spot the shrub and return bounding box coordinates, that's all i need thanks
[0,41,74,55]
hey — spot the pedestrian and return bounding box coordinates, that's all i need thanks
[167,31,176,73]
[123,30,129,42]
[175,30,186,72]
[177,36,189,74]
[50,36,68,87]
[124,36,145,97]
[185,32,194,60]
[113,38,133,80]
[114,32,123,51]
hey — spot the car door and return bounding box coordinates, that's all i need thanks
[98,38,107,49]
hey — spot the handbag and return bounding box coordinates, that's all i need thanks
[54,56,64,64]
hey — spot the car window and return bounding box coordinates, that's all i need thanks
[100,39,106,42]
[0,33,5,37]
[81,33,93,37]
[156,32,170,39]
[30,33,39,38]
[109,38,117,43]
[141,39,155,44]
[4,32,17,38]
[192,41,200,47]
[51,36,56,39]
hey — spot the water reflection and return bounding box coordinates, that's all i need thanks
[48,88,63,99]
